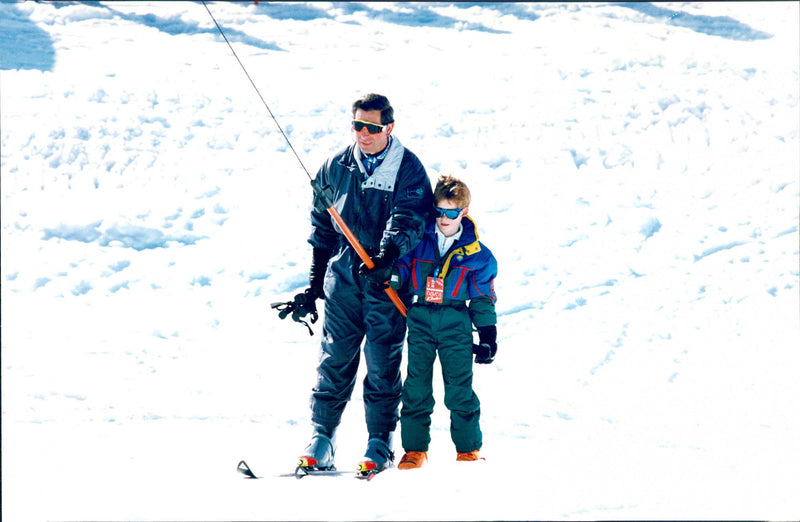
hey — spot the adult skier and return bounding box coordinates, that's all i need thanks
[286,93,433,474]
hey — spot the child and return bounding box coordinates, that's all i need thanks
[392,174,498,469]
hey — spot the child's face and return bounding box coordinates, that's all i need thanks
[435,199,468,238]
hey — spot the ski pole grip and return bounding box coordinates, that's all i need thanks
[326,206,406,317]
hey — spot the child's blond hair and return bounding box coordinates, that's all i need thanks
[433,174,471,208]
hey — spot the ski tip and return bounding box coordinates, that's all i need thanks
[237,460,258,479]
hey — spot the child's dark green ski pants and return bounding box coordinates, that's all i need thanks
[400,304,482,453]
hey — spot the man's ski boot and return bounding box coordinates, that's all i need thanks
[297,425,336,476]
[356,432,395,480]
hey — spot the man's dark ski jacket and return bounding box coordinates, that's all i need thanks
[309,137,433,257]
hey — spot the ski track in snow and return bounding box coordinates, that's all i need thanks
[2,2,799,521]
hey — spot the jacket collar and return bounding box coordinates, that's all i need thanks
[339,138,405,193]
[427,215,482,280]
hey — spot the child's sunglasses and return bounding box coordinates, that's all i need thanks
[434,207,463,219]
[352,119,386,134]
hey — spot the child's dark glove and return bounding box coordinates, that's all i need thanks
[473,325,497,364]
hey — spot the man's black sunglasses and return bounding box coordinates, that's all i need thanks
[434,207,463,219]
[352,119,386,134]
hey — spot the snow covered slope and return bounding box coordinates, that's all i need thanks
[2,2,799,520]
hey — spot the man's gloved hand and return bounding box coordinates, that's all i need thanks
[271,247,332,336]
[290,288,319,322]
[473,325,497,364]
[271,288,319,336]
[359,243,400,286]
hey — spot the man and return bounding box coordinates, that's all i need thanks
[288,93,432,473]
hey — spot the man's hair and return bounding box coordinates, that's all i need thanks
[352,93,394,124]
[433,174,471,209]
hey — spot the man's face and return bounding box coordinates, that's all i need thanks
[353,108,393,155]
[435,199,468,238]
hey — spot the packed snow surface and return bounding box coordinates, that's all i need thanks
[2,2,799,520]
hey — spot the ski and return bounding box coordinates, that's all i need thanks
[238,459,388,480]
[293,464,352,479]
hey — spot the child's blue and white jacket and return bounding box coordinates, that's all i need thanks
[395,214,497,327]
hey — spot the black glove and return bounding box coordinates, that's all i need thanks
[308,247,333,300]
[271,248,332,336]
[473,325,497,364]
[271,288,319,336]
[292,288,319,321]
[359,243,400,286]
